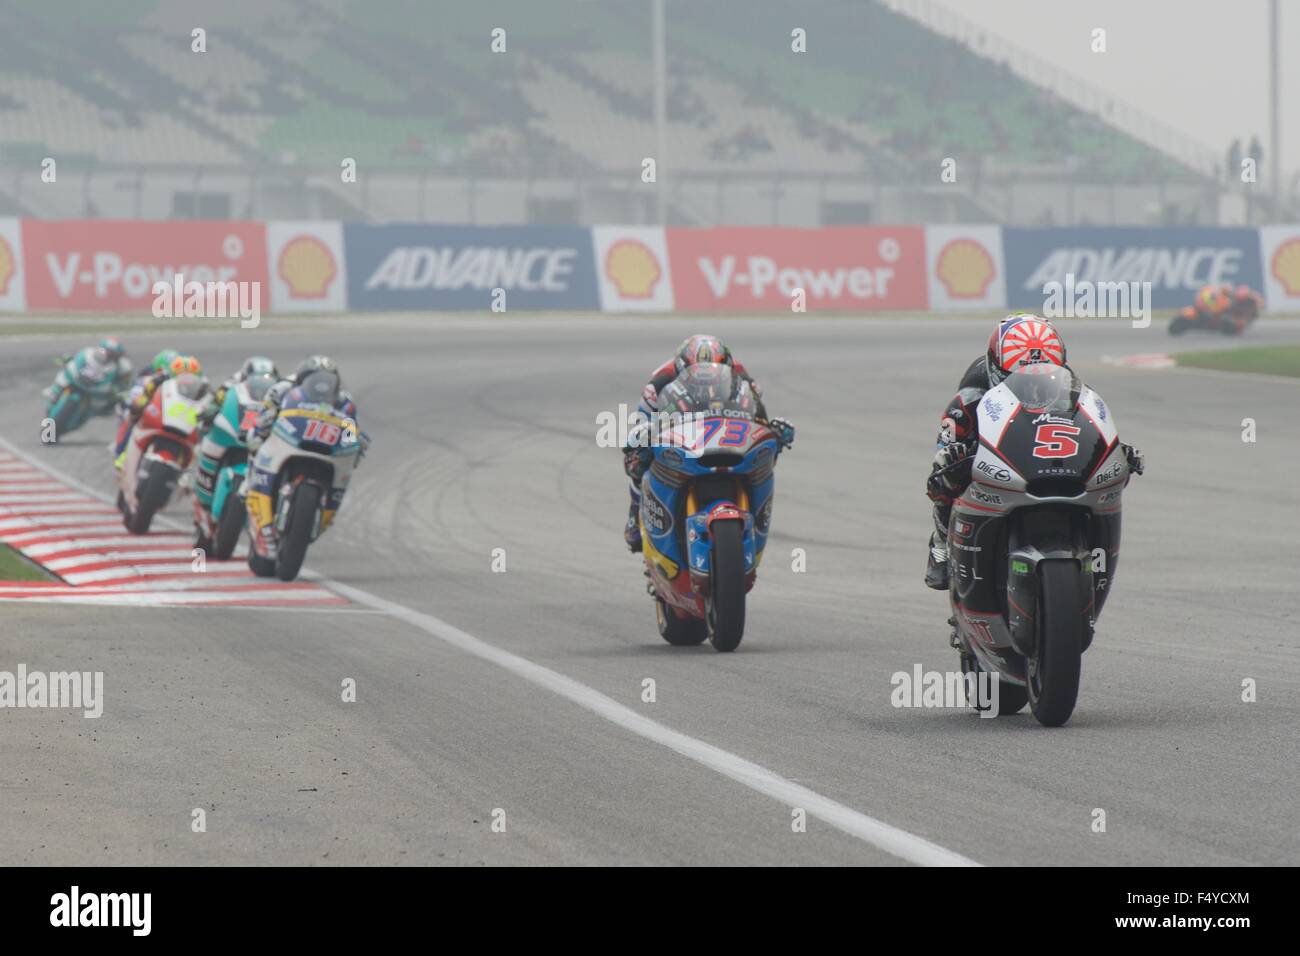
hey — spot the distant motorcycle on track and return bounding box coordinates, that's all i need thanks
[636,363,787,652]
[45,353,125,437]
[945,363,1135,726]
[117,374,211,534]
[192,374,276,560]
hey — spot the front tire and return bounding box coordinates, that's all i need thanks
[1028,560,1083,727]
[706,519,746,652]
[1167,316,1190,336]
[656,597,707,646]
[125,464,173,534]
[275,482,321,581]
[212,494,246,561]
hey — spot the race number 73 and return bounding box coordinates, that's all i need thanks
[1032,423,1081,459]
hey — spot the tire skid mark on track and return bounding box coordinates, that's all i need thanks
[0,443,347,608]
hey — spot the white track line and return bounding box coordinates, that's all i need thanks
[0,436,980,867]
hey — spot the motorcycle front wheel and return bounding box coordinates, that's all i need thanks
[1027,560,1083,727]
[275,482,321,581]
[706,519,746,652]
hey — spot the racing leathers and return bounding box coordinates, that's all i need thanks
[44,347,132,410]
[113,368,209,466]
[621,357,794,552]
[923,357,1145,590]
[242,377,367,551]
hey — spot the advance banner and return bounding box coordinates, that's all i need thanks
[0,218,25,311]
[666,226,927,311]
[344,224,599,311]
[20,220,268,312]
[1003,227,1264,311]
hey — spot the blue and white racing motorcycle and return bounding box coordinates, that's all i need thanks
[636,363,788,652]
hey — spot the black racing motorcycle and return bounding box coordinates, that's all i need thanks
[946,364,1136,727]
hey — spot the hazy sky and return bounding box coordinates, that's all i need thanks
[924,0,1298,181]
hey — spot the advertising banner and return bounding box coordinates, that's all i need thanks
[343,224,599,311]
[0,218,26,311]
[266,221,347,313]
[1003,227,1264,311]
[592,226,675,311]
[666,226,927,311]
[924,224,1005,311]
[20,220,268,312]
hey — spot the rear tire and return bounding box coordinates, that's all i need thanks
[1028,560,1083,727]
[51,392,84,438]
[656,597,707,646]
[212,495,246,561]
[706,519,746,652]
[275,482,320,582]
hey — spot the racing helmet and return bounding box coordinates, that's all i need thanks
[986,313,1066,387]
[673,335,733,375]
[292,355,340,386]
[93,336,125,365]
[236,355,278,382]
[1197,285,1231,313]
[296,369,341,406]
[152,349,181,373]
[169,355,202,377]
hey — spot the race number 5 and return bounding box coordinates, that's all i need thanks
[1032,423,1081,459]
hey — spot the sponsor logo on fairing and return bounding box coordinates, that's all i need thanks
[975,459,1012,482]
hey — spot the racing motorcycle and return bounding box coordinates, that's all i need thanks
[636,363,785,652]
[945,363,1133,727]
[244,380,364,581]
[117,374,211,534]
[45,352,125,437]
[192,374,275,560]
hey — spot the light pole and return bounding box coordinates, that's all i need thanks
[653,0,667,224]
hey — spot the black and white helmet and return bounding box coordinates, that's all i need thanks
[292,355,340,386]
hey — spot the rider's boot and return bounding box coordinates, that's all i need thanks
[924,503,951,590]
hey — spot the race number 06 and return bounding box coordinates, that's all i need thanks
[1032,423,1081,459]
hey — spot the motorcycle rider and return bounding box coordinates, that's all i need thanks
[43,336,132,407]
[924,313,1145,590]
[1175,283,1262,334]
[113,354,205,470]
[244,356,367,551]
[191,357,280,546]
[621,334,795,552]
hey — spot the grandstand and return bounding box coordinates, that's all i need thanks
[0,0,1229,224]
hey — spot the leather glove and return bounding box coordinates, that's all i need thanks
[623,445,651,481]
[1121,442,1144,476]
[927,441,974,498]
[767,416,795,449]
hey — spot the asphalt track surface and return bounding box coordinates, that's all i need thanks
[1,314,1297,866]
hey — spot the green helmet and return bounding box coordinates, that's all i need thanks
[151,349,180,373]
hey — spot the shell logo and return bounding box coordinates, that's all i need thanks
[936,237,995,299]
[1270,236,1300,296]
[0,236,13,296]
[277,235,337,299]
[605,238,661,299]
